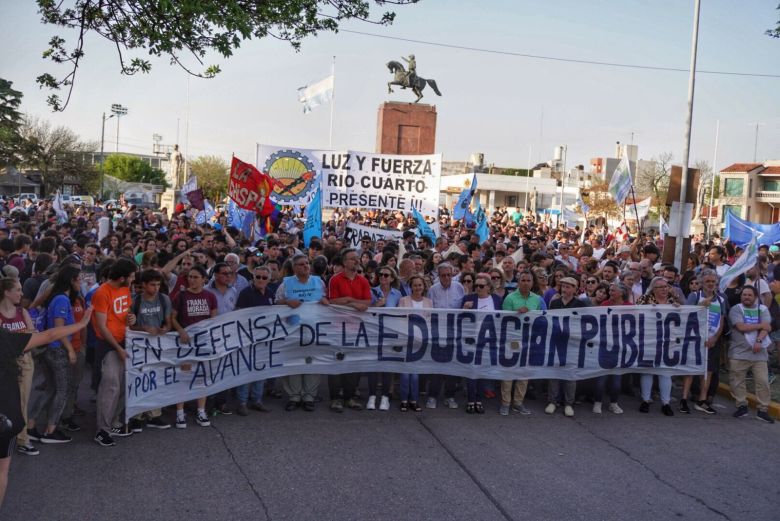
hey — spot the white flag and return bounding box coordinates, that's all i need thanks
[659,215,669,239]
[52,191,68,224]
[634,197,652,221]
[719,231,759,293]
[608,157,632,206]
[298,74,334,114]
[182,175,197,194]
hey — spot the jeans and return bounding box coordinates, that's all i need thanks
[594,374,621,403]
[29,347,70,427]
[368,373,392,397]
[640,374,672,404]
[237,380,266,405]
[63,349,86,419]
[466,379,487,403]
[547,379,576,406]
[399,374,419,402]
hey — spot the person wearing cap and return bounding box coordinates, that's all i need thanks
[616,245,632,267]
[546,276,586,417]
[555,243,578,271]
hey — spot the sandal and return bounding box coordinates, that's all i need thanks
[475,402,485,414]
[466,403,476,414]
[400,401,409,412]
[410,401,422,412]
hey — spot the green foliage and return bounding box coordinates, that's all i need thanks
[102,154,169,188]
[35,0,418,111]
[0,79,24,166]
[768,4,780,38]
[499,169,531,177]
[189,155,228,203]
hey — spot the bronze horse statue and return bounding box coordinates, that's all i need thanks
[386,61,442,103]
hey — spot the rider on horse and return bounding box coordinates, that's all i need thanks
[401,54,416,88]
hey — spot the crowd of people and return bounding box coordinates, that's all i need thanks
[1,193,779,503]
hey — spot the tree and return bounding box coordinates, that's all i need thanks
[635,152,673,217]
[102,154,169,187]
[190,155,228,202]
[18,115,98,195]
[768,4,780,38]
[35,0,418,111]
[0,78,24,167]
[582,181,622,220]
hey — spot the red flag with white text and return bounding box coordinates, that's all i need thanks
[229,157,274,216]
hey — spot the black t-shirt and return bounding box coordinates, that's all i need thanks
[549,296,587,310]
[0,329,31,437]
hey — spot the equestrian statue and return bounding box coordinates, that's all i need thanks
[386,55,442,103]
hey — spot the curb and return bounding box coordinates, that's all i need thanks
[717,382,780,417]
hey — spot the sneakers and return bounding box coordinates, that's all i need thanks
[608,403,624,415]
[128,418,145,433]
[512,403,532,415]
[379,396,390,411]
[110,425,133,438]
[61,418,81,432]
[733,405,749,418]
[639,401,650,413]
[175,415,187,429]
[146,417,171,429]
[17,443,39,456]
[303,401,315,412]
[40,429,72,444]
[564,405,574,417]
[444,397,459,409]
[756,410,776,423]
[662,404,674,417]
[694,401,717,415]
[679,399,690,414]
[425,397,437,409]
[250,402,271,413]
[544,403,557,415]
[94,430,116,447]
[196,411,211,427]
[283,401,300,412]
[592,402,602,414]
[499,405,510,416]
[366,395,377,410]
[330,399,344,413]
[346,398,363,410]
[27,428,42,442]
[216,403,233,416]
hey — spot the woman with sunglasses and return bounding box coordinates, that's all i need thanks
[458,271,475,295]
[584,275,601,301]
[367,266,402,411]
[488,267,508,303]
[397,275,431,412]
[636,276,682,416]
[531,267,549,296]
[461,274,502,414]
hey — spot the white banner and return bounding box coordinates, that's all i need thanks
[125,304,708,418]
[257,144,442,218]
[345,222,404,248]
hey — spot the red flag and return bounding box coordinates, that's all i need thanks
[229,157,274,216]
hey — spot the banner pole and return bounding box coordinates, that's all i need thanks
[329,56,336,149]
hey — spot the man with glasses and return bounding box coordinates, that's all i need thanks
[276,254,329,412]
[206,262,240,415]
[224,253,249,291]
[234,266,276,416]
[327,248,371,412]
[555,243,578,271]
[425,263,465,410]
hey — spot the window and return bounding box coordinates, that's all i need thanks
[506,195,518,207]
[722,205,741,222]
[748,178,753,197]
[723,178,745,197]
[763,180,780,192]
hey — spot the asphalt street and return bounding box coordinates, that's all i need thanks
[2,385,777,521]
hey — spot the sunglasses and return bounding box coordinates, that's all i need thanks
[380,273,393,278]
[255,275,269,280]
[475,284,488,289]
[586,280,598,284]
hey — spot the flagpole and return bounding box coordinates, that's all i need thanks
[329,56,335,149]
[705,120,719,242]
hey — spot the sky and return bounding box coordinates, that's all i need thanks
[1,0,779,173]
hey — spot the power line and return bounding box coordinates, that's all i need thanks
[342,29,780,79]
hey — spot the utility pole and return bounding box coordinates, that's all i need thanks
[111,103,128,153]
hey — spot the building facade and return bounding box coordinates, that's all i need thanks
[717,161,780,228]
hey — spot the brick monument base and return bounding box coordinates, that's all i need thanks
[376,102,437,155]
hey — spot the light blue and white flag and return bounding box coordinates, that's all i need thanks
[473,201,490,243]
[298,74,334,114]
[719,231,760,293]
[52,190,68,224]
[634,196,652,221]
[453,173,477,220]
[227,199,254,238]
[608,157,632,206]
[562,207,581,228]
[576,194,590,215]
[412,207,436,243]
[196,200,216,225]
[659,215,670,239]
[303,187,322,248]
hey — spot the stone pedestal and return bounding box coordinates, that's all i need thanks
[160,189,177,216]
[376,102,437,155]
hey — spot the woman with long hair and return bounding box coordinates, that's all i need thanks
[397,275,431,412]
[489,267,508,303]
[367,266,402,411]
[27,265,83,443]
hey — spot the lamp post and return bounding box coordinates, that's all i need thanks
[99,112,115,200]
[111,103,128,153]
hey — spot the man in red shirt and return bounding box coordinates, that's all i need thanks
[327,248,371,412]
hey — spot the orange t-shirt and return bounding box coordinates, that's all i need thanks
[91,282,131,343]
[71,299,85,352]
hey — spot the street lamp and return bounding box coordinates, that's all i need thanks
[111,103,128,153]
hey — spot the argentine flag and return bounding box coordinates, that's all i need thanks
[608,157,632,206]
[298,74,334,114]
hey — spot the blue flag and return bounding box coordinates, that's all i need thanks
[227,199,255,238]
[453,173,477,220]
[412,207,436,243]
[303,187,322,248]
[475,201,489,243]
[196,200,216,225]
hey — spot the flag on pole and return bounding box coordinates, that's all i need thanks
[634,197,652,221]
[298,74,334,114]
[608,157,633,205]
[52,191,68,224]
[303,187,322,248]
[659,215,670,240]
[453,173,477,220]
[719,231,760,293]
[473,201,489,243]
[412,207,436,243]
[576,194,590,215]
[195,200,216,225]
[181,175,197,195]
[186,188,205,211]
[227,199,254,238]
